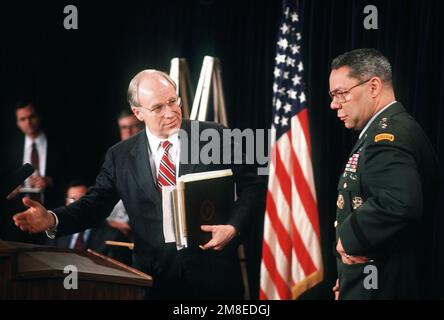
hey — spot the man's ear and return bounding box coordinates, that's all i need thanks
[369,77,383,97]
[131,106,144,122]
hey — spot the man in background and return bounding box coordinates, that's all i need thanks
[117,108,144,141]
[46,180,131,264]
[47,181,99,251]
[106,109,143,236]
[102,109,144,264]
[11,99,68,207]
[0,99,68,243]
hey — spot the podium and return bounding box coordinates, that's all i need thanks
[0,239,152,299]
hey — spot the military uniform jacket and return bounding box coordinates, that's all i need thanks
[335,102,438,299]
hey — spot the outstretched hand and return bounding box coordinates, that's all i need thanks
[13,197,54,233]
[199,225,237,251]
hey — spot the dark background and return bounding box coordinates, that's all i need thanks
[0,0,443,299]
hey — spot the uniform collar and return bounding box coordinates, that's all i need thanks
[359,101,397,139]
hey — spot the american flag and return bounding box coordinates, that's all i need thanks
[260,0,323,300]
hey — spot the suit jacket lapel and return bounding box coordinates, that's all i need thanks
[128,121,197,202]
[129,130,161,204]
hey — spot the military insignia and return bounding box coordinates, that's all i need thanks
[345,153,359,173]
[374,133,395,142]
[378,117,388,129]
[352,196,363,210]
[342,171,348,178]
[336,194,344,210]
[350,173,358,181]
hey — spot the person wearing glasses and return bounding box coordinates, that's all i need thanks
[46,181,99,252]
[117,108,144,141]
[329,48,438,299]
[101,109,144,264]
[105,109,144,237]
[46,180,132,264]
[12,69,265,299]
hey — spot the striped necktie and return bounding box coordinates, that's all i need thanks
[157,140,176,190]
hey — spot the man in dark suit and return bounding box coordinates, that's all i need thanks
[7,99,68,209]
[12,70,266,299]
[0,100,68,244]
[329,48,439,299]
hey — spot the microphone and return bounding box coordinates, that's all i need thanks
[0,163,35,199]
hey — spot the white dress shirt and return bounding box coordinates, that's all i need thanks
[145,126,180,181]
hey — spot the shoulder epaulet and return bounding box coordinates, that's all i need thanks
[372,116,397,142]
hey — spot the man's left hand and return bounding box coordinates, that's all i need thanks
[199,225,237,251]
[336,238,369,265]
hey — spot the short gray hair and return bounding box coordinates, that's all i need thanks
[127,69,177,107]
[331,48,392,86]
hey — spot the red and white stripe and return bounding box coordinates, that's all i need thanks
[260,108,323,300]
[157,140,176,189]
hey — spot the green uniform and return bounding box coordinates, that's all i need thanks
[335,102,439,299]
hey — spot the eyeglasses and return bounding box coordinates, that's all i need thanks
[329,78,371,103]
[139,97,182,116]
